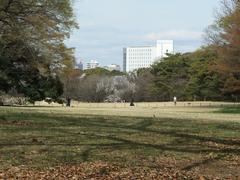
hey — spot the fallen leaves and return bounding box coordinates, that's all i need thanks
[0,162,230,180]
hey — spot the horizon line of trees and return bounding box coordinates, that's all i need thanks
[62,46,237,103]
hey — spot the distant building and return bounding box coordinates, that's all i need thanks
[76,61,83,70]
[104,64,121,71]
[86,60,99,69]
[123,40,174,72]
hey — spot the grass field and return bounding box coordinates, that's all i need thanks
[0,105,240,179]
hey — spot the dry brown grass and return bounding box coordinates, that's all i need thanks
[5,102,240,122]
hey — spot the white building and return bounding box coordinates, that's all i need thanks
[104,64,121,71]
[86,60,99,69]
[123,40,174,72]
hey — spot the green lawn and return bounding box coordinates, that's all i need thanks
[217,107,240,114]
[0,107,240,178]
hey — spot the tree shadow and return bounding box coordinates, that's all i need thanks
[0,113,240,170]
[56,116,240,147]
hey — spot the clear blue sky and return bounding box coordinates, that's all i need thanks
[66,0,220,68]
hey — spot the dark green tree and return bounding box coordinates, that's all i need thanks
[0,0,77,102]
[185,47,223,101]
[151,53,191,101]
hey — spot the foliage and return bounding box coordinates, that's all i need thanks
[185,47,223,101]
[64,73,136,102]
[65,46,226,102]
[63,69,83,100]
[134,68,155,102]
[147,46,228,101]
[140,0,240,102]
[61,66,133,102]
[206,0,240,99]
[84,67,125,76]
[151,53,191,101]
[0,0,77,102]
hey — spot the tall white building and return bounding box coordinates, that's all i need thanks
[123,40,174,72]
[86,60,99,69]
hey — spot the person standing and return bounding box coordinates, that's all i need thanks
[130,98,135,106]
[173,96,177,106]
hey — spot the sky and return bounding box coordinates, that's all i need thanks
[66,0,220,69]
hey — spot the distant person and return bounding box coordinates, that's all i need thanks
[66,98,71,107]
[173,96,177,106]
[130,98,135,106]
